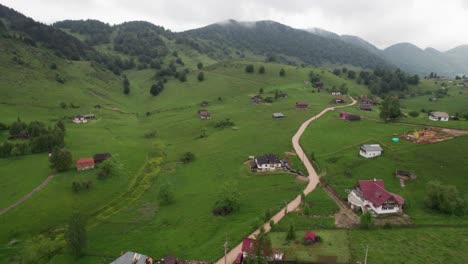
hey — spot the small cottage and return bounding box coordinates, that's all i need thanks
[251,95,261,104]
[304,231,317,244]
[72,116,88,124]
[359,144,382,158]
[111,251,153,264]
[255,154,282,171]
[360,104,372,111]
[331,91,341,96]
[395,170,417,180]
[93,153,112,164]
[76,158,95,171]
[296,102,308,109]
[82,113,96,119]
[346,114,361,121]
[348,179,405,215]
[429,111,449,121]
[198,110,212,120]
[331,97,345,104]
[272,113,285,119]
[360,97,379,105]
[278,93,288,99]
[241,238,255,257]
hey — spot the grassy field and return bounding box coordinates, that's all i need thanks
[300,112,468,225]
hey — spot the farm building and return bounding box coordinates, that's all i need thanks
[296,102,308,109]
[255,154,282,171]
[200,101,209,107]
[76,157,95,171]
[360,97,379,105]
[250,95,261,104]
[359,144,382,158]
[331,97,345,104]
[313,82,324,88]
[360,104,372,111]
[198,110,212,119]
[272,112,285,119]
[346,114,361,121]
[72,116,88,124]
[278,92,288,98]
[82,113,96,119]
[395,170,417,180]
[111,251,153,264]
[93,153,112,164]
[331,91,341,96]
[304,231,318,244]
[348,179,405,216]
[429,111,449,121]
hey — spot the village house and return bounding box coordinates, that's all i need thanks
[429,111,449,121]
[360,97,379,105]
[360,104,372,111]
[76,157,95,171]
[93,153,112,164]
[348,179,405,216]
[250,95,261,104]
[331,91,341,96]
[237,237,279,263]
[304,231,320,244]
[200,100,209,107]
[296,102,308,109]
[331,97,345,104]
[198,110,212,120]
[72,116,88,124]
[340,112,361,121]
[111,251,153,264]
[359,144,383,158]
[272,112,285,119]
[254,154,282,171]
[278,92,288,99]
[395,170,417,180]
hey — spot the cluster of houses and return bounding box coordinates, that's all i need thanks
[76,153,111,171]
[72,113,96,124]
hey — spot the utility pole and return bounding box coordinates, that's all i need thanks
[364,244,369,264]
[224,236,228,264]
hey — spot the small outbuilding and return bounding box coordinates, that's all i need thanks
[73,116,88,124]
[198,110,212,119]
[331,97,346,104]
[360,97,379,105]
[360,104,372,111]
[111,251,153,264]
[346,114,361,121]
[395,170,417,180]
[272,113,285,119]
[93,153,112,164]
[331,91,341,96]
[82,113,96,119]
[429,111,449,121]
[304,231,316,244]
[296,102,308,109]
[359,144,383,158]
[76,158,95,171]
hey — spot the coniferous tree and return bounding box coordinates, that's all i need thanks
[279,68,285,77]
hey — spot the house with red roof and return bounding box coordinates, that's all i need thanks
[76,157,95,171]
[296,102,308,109]
[347,179,404,215]
[241,238,255,257]
[304,231,316,244]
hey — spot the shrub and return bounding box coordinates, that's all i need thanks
[180,152,195,164]
[212,183,240,216]
[263,97,274,103]
[279,68,285,77]
[49,63,57,70]
[158,182,174,205]
[245,64,254,73]
[215,118,235,128]
[144,130,158,138]
[264,209,271,221]
[97,158,120,180]
[424,181,464,215]
[360,212,373,229]
[65,213,87,257]
[409,111,420,117]
[285,223,295,240]
[197,71,204,81]
[258,65,265,74]
[49,148,72,172]
[22,235,61,263]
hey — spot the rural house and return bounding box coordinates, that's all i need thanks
[296,102,308,109]
[359,144,383,158]
[255,154,282,171]
[72,116,88,124]
[331,91,341,96]
[198,110,212,119]
[93,153,112,164]
[278,92,288,98]
[111,251,153,264]
[272,112,285,119]
[429,111,449,121]
[250,95,261,104]
[304,231,319,244]
[82,113,96,119]
[331,97,346,104]
[360,104,372,111]
[348,179,405,215]
[360,97,379,105]
[76,157,95,171]
[344,114,361,121]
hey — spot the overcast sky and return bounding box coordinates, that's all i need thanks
[2,0,467,51]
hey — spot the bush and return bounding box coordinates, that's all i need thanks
[360,212,373,229]
[212,183,240,216]
[258,65,265,74]
[49,148,72,172]
[22,235,61,263]
[279,68,285,77]
[144,130,158,138]
[215,118,235,128]
[180,152,195,164]
[245,64,254,73]
[285,223,295,240]
[49,63,57,70]
[97,158,120,180]
[197,71,204,81]
[158,182,174,205]
[424,181,464,215]
[264,97,274,103]
[409,111,420,117]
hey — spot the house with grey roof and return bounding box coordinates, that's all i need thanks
[429,111,449,121]
[272,112,285,119]
[359,144,383,158]
[254,154,282,171]
[111,251,153,264]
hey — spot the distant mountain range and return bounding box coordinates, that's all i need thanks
[1,2,467,77]
[305,28,468,77]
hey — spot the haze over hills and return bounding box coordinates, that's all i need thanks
[305,27,468,77]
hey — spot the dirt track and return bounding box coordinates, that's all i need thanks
[215,98,357,264]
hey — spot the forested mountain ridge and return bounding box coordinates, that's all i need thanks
[183,20,391,69]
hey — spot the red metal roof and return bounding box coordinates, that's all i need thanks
[76,158,94,167]
[304,231,316,240]
[241,238,254,254]
[357,180,404,206]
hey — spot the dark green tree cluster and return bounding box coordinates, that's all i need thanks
[258,65,265,74]
[197,71,204,81]
[279,68,285,77]
[212,183,240,216]
[379,96,402,122]
[358,68,420,95]
[309,71,320,83]
[150,82,165,96]
[215,118,235,128]
[53,19,112,46]
[245,64,254,73]
[425,181,464,215]
[49,147,72,172]
[123,76,130,95]
[180,152,196,164]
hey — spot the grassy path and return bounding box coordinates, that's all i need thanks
[216,98,357,264]
[0,173,55,216]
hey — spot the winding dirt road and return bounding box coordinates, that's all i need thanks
[215,98,357,264]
